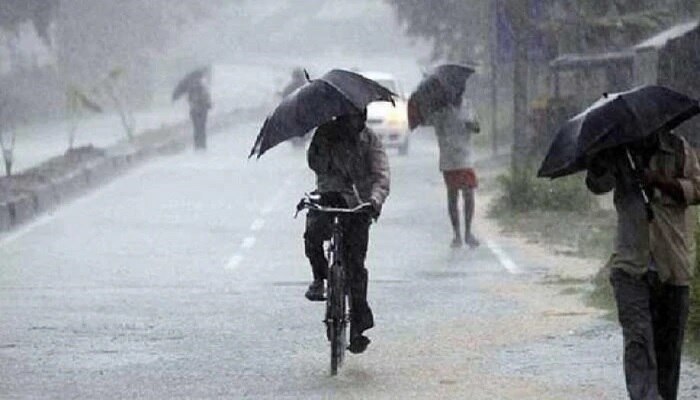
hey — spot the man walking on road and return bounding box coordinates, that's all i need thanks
[586,129,700,400]
[427,90,481,248]
[280,68,309,148]
[303,109,390,354]
[188,77,212,150]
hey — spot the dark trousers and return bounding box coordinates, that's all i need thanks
[610,268,689,400]
[190,110,208,150]
[304,210,373,334]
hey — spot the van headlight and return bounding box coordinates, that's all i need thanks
[386,108,405,128]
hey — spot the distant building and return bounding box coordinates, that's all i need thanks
[539,20,700,151]
[633,20,700,146]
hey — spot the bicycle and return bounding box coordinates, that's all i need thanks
[296,194,372,376]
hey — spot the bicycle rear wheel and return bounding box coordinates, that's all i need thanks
[327,260,347,376]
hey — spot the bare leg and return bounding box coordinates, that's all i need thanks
[463,188,479,248]
[447,187,461,247]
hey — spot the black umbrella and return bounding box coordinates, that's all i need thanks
[408,64,475,129]
[433,64,475,101]
[172,66,210,102]
[249,69,395,158]
[538,85,700,179]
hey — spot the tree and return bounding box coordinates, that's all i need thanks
[0,95,26,176]
[386,0,534,166]
[385,0,698,166]
[94,68,136,142]
[0,0,57,44]
[66,84,102,150]
[53,0,232,85]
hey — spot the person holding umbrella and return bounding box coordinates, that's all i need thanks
[280,67,310,148]
[173,67,212,150]
[539,86,700,400]
[250,69,393,354]
[409,64,481,248]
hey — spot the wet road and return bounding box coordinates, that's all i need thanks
[1,117,698,399]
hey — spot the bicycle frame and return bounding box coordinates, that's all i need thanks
[296,195,371,375]
[326,214,348,375]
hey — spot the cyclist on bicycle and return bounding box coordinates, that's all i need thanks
[304,108,390,354]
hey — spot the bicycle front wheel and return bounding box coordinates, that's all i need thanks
[327,260,347,376]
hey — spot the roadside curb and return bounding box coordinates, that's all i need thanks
[0,106,265,234]
[33,183,59,214]
[8,194,35,226]
[0,201,12,230]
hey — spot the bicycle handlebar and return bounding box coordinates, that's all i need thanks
[294,197,373,218]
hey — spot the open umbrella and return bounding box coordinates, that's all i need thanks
[172,66,210,102]
[538,85,700,179]
[249,69,395,158]
[407,64,475,129]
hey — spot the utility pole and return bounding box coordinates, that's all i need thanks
[490,0,499,155]
[507,0,531,168]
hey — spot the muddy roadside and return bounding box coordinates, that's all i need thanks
[474,163,700,398]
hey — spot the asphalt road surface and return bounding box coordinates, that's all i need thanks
[1,117,699,399]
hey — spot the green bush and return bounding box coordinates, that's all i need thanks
[492,164,597,214]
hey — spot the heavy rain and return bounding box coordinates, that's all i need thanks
[1,1,699,398]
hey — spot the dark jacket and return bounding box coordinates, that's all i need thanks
[307,123,390,212]
[188,84,212,114]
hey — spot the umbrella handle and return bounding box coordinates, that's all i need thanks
[625,148,654,221]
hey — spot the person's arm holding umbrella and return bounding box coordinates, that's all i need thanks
[585,150,619,195]
[643,136,700,205]
[307,125,332,174]
[461,99,481,134]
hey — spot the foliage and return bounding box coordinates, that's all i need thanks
[492,164,597,214]
[95,68,136,141]
[385,0,698,59]
[386,0,491,62]
[66,67,135,145]
[66,85,102,150]
[0,95,25,176]
[0,0,58,44]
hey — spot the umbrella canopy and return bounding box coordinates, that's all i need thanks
[432,64,475,101]
[249,69,395,158]
[408,64,475,130]
[172,66,210,102]
[538,85,700,179]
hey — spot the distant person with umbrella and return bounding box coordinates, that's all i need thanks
[279,67,309,148]
[539,86,700,400]
[173,67,212,150]
[409,64,481,248]
[280,67,307,98]
[250,69,393,354]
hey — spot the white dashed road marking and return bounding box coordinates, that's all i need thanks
[225,172,300,271]
[485,239,523,275]
[225,254,244,270]
[241,236,257,249]
[250,218,265,231]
